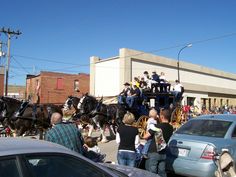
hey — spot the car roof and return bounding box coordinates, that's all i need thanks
[0,137,77,157]
[196,114,236,122]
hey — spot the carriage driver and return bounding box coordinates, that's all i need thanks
[118,82,131,104]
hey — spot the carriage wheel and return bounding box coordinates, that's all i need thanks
[136,115,149,138]
[170,107,182,130]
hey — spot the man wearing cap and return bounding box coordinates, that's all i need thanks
[118,82,131,104]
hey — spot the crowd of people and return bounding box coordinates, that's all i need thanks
[118,70,184,108]
[115,109,173,177]
[44,108,174,177]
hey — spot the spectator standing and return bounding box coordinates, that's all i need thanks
[45,112,85,154]
[142,109,159,158]
[143,109,173,177]
[116,113,140,167]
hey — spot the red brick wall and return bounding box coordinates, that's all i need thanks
[26,72,89,104]
[0,74,4,96]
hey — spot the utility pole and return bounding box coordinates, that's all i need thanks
[0,41,4,65]
[0,28,21,96]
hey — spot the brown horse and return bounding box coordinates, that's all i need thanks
[0,96,62,138]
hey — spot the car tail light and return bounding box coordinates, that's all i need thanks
[201,144,215,160]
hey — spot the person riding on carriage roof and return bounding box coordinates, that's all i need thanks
[118,82,132,105]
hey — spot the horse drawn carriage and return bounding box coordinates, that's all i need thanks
[62,84,185,142]
[131,88,184,138]
[0,82,184,141]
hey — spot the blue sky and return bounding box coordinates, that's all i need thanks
[0,0,236,85]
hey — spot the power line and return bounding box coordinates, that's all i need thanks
[12,56,30,74]
[13,54,82,65]
[12,31,236,67]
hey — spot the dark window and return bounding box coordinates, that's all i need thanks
[25,154,111,177]
[0,158,20,177]
[214,98,217,106]
[220,99,223,107]
[56,78,63,89]
[232,127,236,138]
[176,119,232,138]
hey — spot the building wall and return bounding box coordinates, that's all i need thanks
[94,58,120,96]
[131,60,236,91]
[90,48,236,111]
[26,72,89,104]
[0,66,4,96]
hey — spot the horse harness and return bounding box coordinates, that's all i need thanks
[14,101,52,121]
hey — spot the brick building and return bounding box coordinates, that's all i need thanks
[0,66,4,96]
[26,71,89,104]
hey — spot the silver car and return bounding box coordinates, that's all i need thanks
[0,138,158,177]
[166,114,236,177]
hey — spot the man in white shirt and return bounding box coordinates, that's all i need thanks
[172,80,184,100]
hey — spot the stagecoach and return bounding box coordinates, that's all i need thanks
[132,88,184,138]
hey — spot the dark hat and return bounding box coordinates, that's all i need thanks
[124,82,130,86]
[144,71,148,74]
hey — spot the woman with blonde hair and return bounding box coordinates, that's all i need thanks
[116,112,139,167]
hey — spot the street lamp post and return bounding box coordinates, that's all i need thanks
[177,44,192,82]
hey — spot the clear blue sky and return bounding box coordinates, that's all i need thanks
[1,0,236,85]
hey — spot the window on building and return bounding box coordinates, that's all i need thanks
[214,98,217,106]
[220,99,223,107]
[226,99,229,106]
[56,78,63,89]
[74,80,79,92]
[209,98,211,110]
[187,97,195,106]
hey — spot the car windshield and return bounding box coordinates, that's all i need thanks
[176,119,232,138]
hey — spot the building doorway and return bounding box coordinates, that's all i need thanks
[187,97,195,106]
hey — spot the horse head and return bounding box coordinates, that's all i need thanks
[63,96,73,110]
[0,98,7,121]
[77,95,97,115]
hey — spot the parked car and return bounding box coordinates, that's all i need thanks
[0,138,158,177]
[166,114,236,177]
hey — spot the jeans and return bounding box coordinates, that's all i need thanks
[145,152,167,177]
[117,151,136,167]
[126,96,135,108]
[118,95,125,104]
[142,139,152,155]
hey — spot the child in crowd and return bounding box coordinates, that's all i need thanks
[84,136,101,153]
[142,108,159,158]
[84,137,106,162]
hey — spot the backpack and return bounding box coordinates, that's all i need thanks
[153,127,166,152]
[181,86,185,93]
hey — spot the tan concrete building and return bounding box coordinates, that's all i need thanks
[90,48,236,111]
[0,66,4,96]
